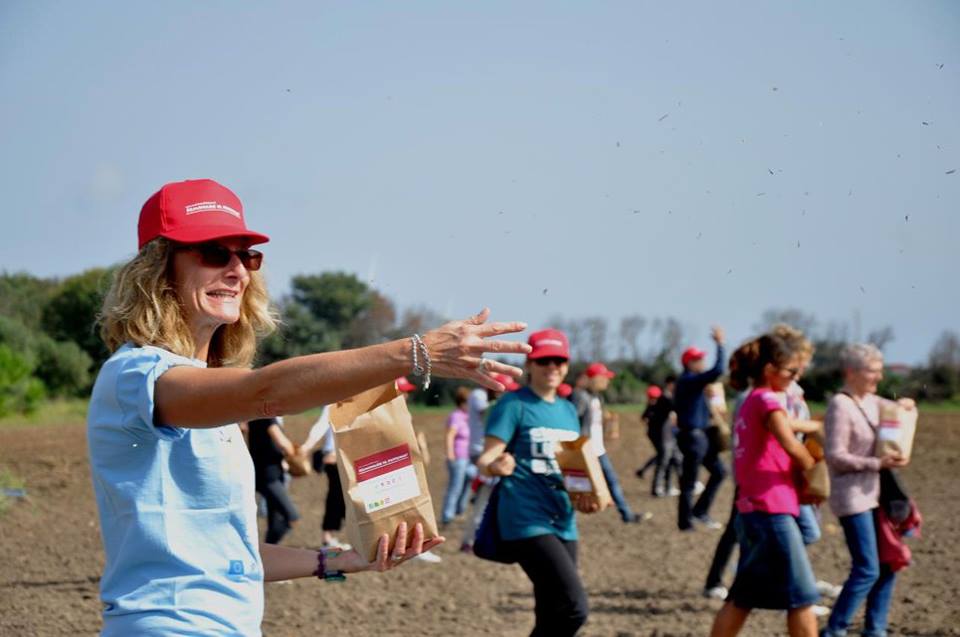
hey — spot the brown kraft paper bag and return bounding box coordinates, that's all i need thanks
[329,382,439,561]
[800,432,830,504]
[555,436,613,511]
[875,403,918,462]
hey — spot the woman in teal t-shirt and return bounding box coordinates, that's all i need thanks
[477,328,601,637]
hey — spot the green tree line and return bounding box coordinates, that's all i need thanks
[0,268,957,416]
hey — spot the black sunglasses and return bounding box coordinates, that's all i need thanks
[533,357,568,367]
[178,242,263,271]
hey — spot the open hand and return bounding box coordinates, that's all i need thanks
[331,522,445,574]
[423,309,531,391]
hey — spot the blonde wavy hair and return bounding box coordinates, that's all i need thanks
[99,238,277,367]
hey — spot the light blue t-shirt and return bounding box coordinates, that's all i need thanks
[87,344,262,636]
[485,386,580,542]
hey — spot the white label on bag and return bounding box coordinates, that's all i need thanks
[354,444,420,513]
[562,468,593,493]
[878,426,900,441]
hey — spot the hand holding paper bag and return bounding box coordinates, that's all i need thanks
[330,382,444,562]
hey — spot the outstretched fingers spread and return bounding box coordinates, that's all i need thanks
[478,337,532,356]
[474,320,529,339]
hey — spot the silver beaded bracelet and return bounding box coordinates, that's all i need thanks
[410,334,432,390]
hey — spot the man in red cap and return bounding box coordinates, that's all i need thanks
[572,362,649,523]
[675,326,727,531]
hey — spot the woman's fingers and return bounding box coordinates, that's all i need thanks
[477,338,532,356]
[391,521,409,564]
[466,308,491,326]
[421,536,445,554]
[372,534,390,571]
[482,359,524,378]
[473,320,529,340]
[408,522,425,554]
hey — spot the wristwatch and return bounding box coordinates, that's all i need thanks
[316,547,346,583]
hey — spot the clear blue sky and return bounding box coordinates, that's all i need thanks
[1,2,957,364]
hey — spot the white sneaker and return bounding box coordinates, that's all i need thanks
[667,487,681,497]
[694,481,706,495]
[414,551,442,563]
[812,604,831,617]
[703,585,728,600]
[816,580,843,599]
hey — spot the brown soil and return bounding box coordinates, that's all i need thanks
[1,411,958,637]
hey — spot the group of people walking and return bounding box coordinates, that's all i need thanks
[85,178,917,636]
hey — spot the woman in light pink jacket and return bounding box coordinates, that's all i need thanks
[822,343,913,637]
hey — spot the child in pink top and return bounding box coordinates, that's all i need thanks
[735,387,801,516]
[710,333,818,637]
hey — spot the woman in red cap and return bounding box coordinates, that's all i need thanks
[87,179,530,636]
[477,328,600,637]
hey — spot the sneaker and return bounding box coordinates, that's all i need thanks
[624,511,654,523]
[414,551,442,563]
[322,538,352,551]
[667,487,681,497]
[703,585,728,600]
[693,515,723,530]
[652,487,666,498]
[816,580,843,599]
[693,481,706,496]
[812,604,831,617]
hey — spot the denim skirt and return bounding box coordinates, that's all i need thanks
[728,511,820,610]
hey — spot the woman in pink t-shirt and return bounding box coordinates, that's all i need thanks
[710,333,818,637]
[440,387,475,525]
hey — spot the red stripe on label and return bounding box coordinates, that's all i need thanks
[355,444,412,482]
[563,469,588,478]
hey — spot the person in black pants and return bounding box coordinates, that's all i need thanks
[476,328,600,637]
[675,326,727,531]
[247,416,300,544]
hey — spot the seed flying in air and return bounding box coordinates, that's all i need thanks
[938,63,944,70]
[905,215,910,222]
[756,192,766,197]
[768,168,775,175]
[848,189,853,196]
[946,169,957,175]
[859,286,866,294]
[697,232,702,240]
[616,141,621,147]
[772,86,778,92]
[726,269,733,275]
[658,113,670,122]
[922,121,930,126]
[542,288,548,295]
[797,240,800,248]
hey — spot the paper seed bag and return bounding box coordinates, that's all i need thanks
[875,403,918,462]
[329,382,439,561]
[555,436,612,511]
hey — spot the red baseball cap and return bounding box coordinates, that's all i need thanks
[646,385,663,399]
[527,328,570,360]
[491,373,520,392]
[681,346,706,367]
[557,383,573,398]
[138,179,269,250]
[396,377,417,393]
[585,362,615,379]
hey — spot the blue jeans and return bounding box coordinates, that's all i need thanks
[797,504,822,545]
[598,453,634,521]
[677,428,727,529]
[825,509,897,637]
[442,458,476,523]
